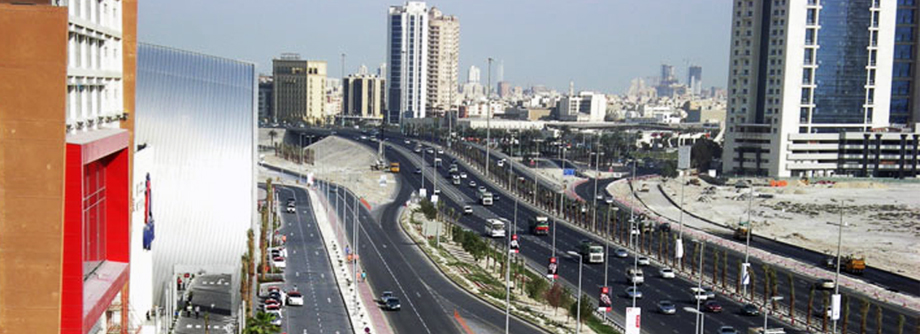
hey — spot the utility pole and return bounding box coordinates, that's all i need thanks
[341,53,346,128]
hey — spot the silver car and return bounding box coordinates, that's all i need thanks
[624,287,643,299]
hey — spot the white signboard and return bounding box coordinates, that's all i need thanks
[379,175,387,187]
[675,238,684,259]
[625,307,641,334]
[678,146,692,170]
[831,293,841,320]
[430,194,439,204]
[420,188,427,198]
[742,263,751,285]
[307,173,315,186]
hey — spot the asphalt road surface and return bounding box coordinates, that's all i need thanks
[277,185,353,334]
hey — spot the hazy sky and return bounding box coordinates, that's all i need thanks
[139,0,731,94]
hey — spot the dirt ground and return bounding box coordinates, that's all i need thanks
[655,177,920,279]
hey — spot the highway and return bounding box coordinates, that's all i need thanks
[276,185,353,333]
[286,126,919,333]
[315,178,544,334]
[379,130,919,334]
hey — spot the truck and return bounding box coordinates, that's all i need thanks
[434,157,442,167]
[452,174,461,185]
[529,216,549,235]
[825,255,866,274]
[733,226,749,240]
[579,240,604,264]
[485,218,507,238]
[389,162,400,173]
[479,192,494,206]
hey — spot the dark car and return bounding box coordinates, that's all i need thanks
[659,222,671,232]
[385,298,401,311]
[704,300,723,313]
[741,303,760,316]
[718,326,740,334]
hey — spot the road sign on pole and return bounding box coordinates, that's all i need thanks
[546,257,558,278]
[678,146,692,170]
[625,307,641,334]
[831,294,841,320]
[675,238,684,259]
[742,263,751,285]
[598,287,612,312]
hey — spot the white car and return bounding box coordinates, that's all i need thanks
[478,186,487,193]
[638,257,650,266]
[267,310,282,326]
[286,291,304,306]
[659,267,676,279]
[404,140,411,145]
[460,172,467,179]
[469,181,477,187]
[437,149,444,154]
[286,203,296,213]
[690,287,710,301]
[272,256,286,269]
[463,205,473,215]
[433,188,441,195]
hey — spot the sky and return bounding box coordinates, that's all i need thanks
[139,0,732,94]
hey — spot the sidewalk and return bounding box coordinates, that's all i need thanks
[308,185,393,334]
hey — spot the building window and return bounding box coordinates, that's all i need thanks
[805,29,816,45]
[83,161,107,277]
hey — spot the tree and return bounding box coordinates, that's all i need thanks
[268,130,278,155]
[762,264,771,305]
[876,304,883,334]
[769,268,779,310]
[712,250,719,285]
[807,286,816,328]
[419,200,438,220]
[787,272,796,325]
[690,138,722,170]
[569,294,594,324]
[244,312,281,334]
[897,314,905,334]
[721,250,728,289]
[660,160,678,178]
[860,299,870,334]
[843,294,851,334]
[527,276,549,301]
[545,283,566,316]
[822,291,829,332]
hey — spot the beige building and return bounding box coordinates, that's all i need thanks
[273,54,327,124]
[427,7,459,114]
[343,73,386,119]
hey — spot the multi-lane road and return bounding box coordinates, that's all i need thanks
[315,178,544,334]
[276,185,353,333]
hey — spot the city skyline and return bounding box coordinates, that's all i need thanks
[138,0,732,94]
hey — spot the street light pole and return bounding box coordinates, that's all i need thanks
[832,201,845,334]
[744,181,754,298]
[567,251,584,334]
[684,307,706,334]
[486,57,493,179]
[341,53,346,128]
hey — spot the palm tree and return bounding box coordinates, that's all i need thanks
[860,299,870,334]
[897,314,905,334]
[770,268,779,310]
[721,250,728,289]
[822,291,830,332]
[735,259,742,294]
[875,304,883,334]
[787,272,796,325]
[245,312,281,334]
[843,294,851,334]
[268,130,278,155]
[807,286,815,328]
[762,264,771,305]
[712,251,720,285]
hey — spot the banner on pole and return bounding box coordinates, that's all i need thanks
[831,293,841,320]
[675,238,684,259]
[598,287,612,312]
[546,257,558,278]
[741,263,751,286]
[625,307,641,334]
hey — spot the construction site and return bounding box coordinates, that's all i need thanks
[612,176,920,280]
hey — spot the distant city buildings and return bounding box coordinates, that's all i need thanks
[722,0,920,178]
[497,81,511,99]
[557,91,607,122]
[387,1,430,123]
[687,65,702,97]
[272,54,327,124]
[343,70,387,120]
[259,75,273,121]
[427,6,460,114]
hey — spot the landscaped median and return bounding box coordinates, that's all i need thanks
[398,198,619,334]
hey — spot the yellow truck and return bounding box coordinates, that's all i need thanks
[390,162,400,173]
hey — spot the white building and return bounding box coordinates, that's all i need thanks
[462,99,503,118]
[557,91,606,122]
[721,0,920,178]
[387,1,429,123]
[468,65,480,83]
[427,7,459,113]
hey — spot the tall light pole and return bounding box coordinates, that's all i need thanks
[832,200,847,334]
[764,296,783,333]
[743,180,754,298]
[684,307,706,334]
[604,204,618,322]
[352,194,359,314]
[693,240,706,334]
[341,53,346,128]
[486,57,493,179]
[567,251,584,334]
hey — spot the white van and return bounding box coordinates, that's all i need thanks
[485,218,507,238]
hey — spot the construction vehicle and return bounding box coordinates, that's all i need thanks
[579,240,604,264]
[389,162,400,173]
[733,220,751,240]
[825,255,866,274]
[529,216,549,235]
